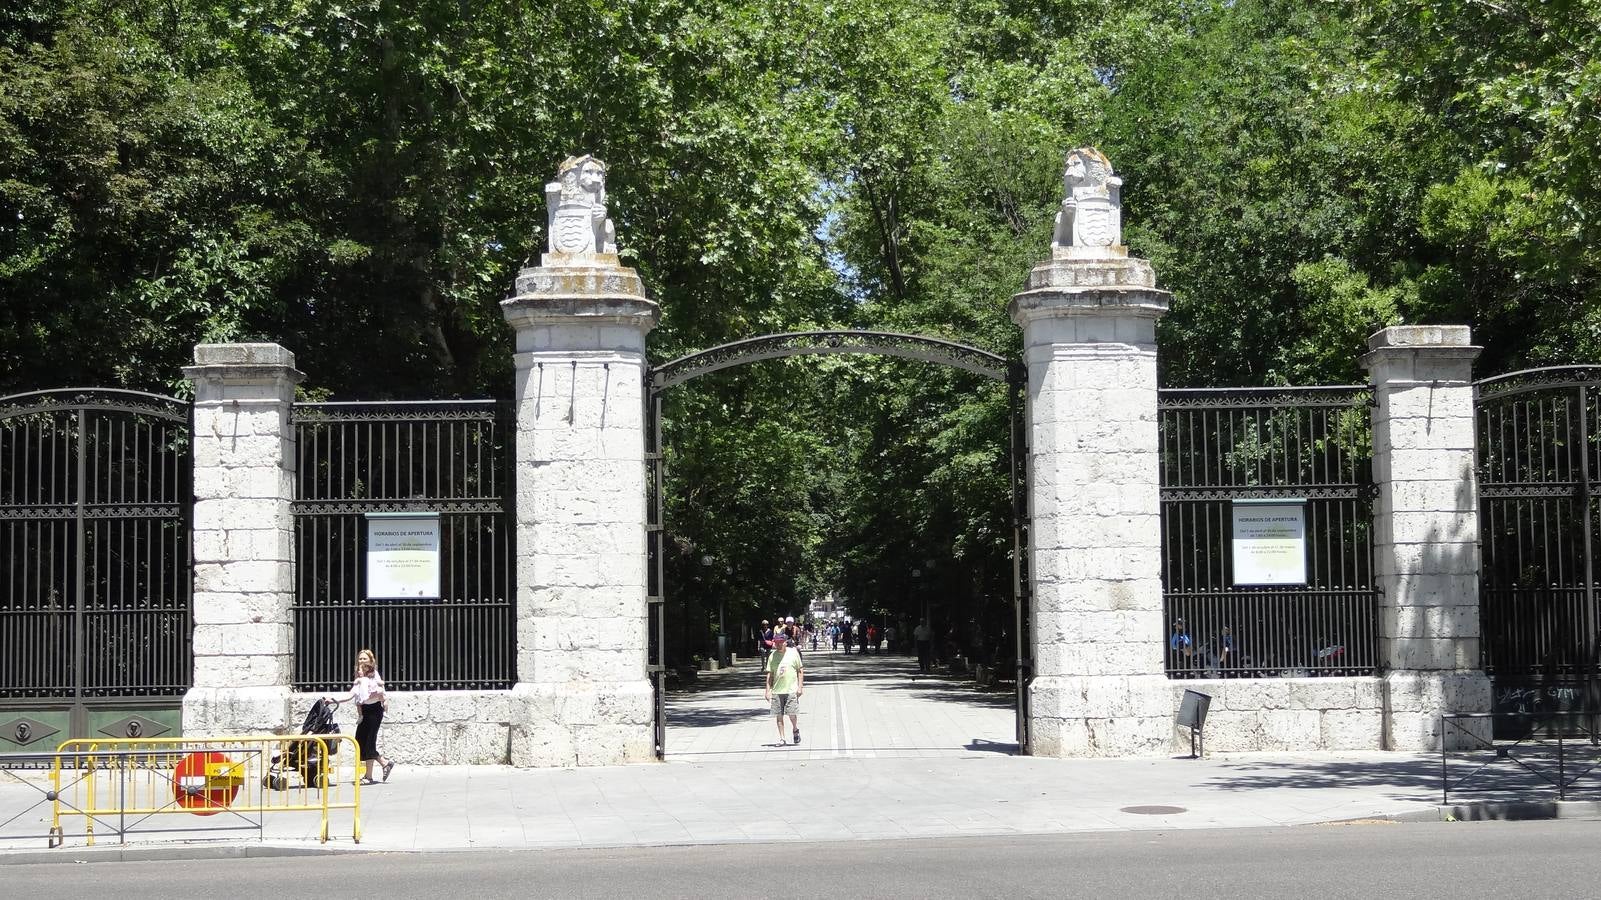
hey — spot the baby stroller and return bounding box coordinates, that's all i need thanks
[263,698,341,791]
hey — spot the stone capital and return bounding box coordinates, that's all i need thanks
[183,343,304,401]
[1360,326,1481,385]
[502,261,659,335]
[1008,253,1169,330]
[1008,286,1171,329]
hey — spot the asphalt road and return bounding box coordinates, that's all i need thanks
[9,820,1598,899]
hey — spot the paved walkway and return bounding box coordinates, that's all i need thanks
[0,652,1560,859]
[664,647,1017,761]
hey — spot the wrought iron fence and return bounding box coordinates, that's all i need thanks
[291,401,514,692]
[0,390,191,730]
[1158,387,1378,678]
[1475,367,1601,686]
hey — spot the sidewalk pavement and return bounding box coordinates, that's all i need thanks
[0,650,1562,860]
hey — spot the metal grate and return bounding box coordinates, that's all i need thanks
[1158,387,1378,678]
[291,401,515,692]
[0,390,192,701]
[1475,367,1601,685]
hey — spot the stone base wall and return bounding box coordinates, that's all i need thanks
[294,691,516,766]
[1383,670,1492,751]
[1168,678,1384,752]
[185,690,516,765]
[183,686,293,736]
[188,687,654,767]
[1029,674,1173,757]
[510,681,654,767]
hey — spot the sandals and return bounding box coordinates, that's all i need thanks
[361,776,378,785]
[382,760,396,782]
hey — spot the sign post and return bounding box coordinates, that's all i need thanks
[365,512,442,600]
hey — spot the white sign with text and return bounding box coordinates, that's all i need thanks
[366,513,441,599]
[1231,500,1307,586]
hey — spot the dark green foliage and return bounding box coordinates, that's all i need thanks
[4,0,1598,652]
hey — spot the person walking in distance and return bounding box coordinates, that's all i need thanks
[913,619,934,673]
[326,648,395,784]
[858,621,870,655]
[765,630,804,746]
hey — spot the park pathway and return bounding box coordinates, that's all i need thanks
[663,647,1018,763]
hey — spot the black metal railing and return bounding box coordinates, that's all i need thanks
[1475,367,1601,687]
[0,390,192,705]
[1442,711,1601,803]
[291,401,515,692]
[1158,386,1378,677]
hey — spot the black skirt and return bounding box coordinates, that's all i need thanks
[354,702,384,761]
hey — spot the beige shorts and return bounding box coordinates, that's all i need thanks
[770,693,800,716]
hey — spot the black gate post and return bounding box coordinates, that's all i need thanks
[645,385,667,759]
[1009,364,1031,754]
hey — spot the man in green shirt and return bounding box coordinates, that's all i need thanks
[764,630,805,746]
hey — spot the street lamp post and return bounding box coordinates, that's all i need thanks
[701,553,731,666]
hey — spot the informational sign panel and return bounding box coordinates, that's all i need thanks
[365,512,441,599]
[1231,499,1307,585]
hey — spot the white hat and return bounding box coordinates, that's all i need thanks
[785,616,795,624]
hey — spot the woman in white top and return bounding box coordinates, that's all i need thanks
[327,648,395,784]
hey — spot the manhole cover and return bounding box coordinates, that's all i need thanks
[1120,805,1187,815]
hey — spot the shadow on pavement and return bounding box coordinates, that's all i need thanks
[1200,756,1442,796]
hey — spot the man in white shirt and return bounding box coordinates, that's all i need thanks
[913,620,934,673]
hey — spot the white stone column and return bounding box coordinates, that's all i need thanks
[1008,148,1173,757]
[182,343,302,734]
[501,155,658,766]
[1361,325,1491,750]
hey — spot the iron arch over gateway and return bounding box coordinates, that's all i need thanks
[649,329,1020,390]
[642,330,1032,760]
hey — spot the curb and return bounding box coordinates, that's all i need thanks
[1440,799,1601,822]
[0,843,358,866]
[1350,799,1601,824]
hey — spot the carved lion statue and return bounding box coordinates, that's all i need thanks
[546,154,617,255]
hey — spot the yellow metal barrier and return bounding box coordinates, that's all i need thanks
[50,735,362,846]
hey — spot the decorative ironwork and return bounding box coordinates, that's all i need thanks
[644,331,1030,758]
[0,388,192,423]
[650,330,1017,390]
[1158,387,1378,678]
[97,714,169,739]
[1158,385,1375,409]
[1475,365,1601,401]
[1475,367,1601,713]
[293,401,504,423]
[3,718,58,746]
[291,500,506,516]
[0,390,193,715]
[291,401,515,692]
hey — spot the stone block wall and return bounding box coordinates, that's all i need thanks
[501,252,659,767]
[292,691,514,765]
[1362,326,1492,750]
[183,344,302,735]
[1010,245,1175,757]
[1169,679,1385,752]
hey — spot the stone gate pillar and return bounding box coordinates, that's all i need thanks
[1361,326,1491,749]
[183,343,302,734]
[502,155,658,766]
[1009,149,1173,756]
